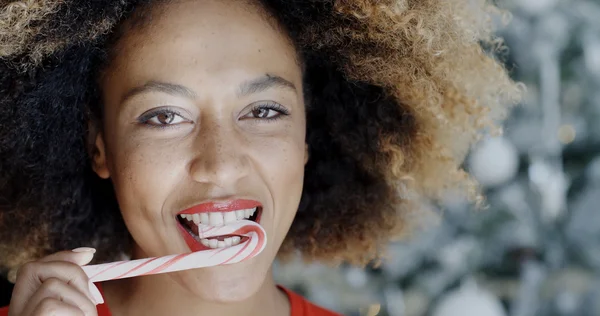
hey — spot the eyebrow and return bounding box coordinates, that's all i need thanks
[121,74,297,104]
[121,81,197,103]
[237,74,297,97]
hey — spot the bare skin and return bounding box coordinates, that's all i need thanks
[8,250,100,316]
[8,0,306,315]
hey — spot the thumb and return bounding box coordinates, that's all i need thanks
[38,247,96,266]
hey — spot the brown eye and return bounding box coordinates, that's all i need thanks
[156,112,176,124]
[251,108,273,118]
[139,108,189,127]
[240,102,290,121]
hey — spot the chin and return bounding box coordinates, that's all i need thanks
[171,257,271,303]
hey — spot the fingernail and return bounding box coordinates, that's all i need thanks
[72,247,96,253]
[72,248,96,266]
[88,281,104,305]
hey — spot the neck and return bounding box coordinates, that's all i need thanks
[101,268,289,316]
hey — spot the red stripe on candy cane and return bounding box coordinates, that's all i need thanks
[222,236,252,264]
[90,261,127,280]
[115,257,161,279]
[144,253,188,275]
[82,220,266,282]
[228,226,265,263]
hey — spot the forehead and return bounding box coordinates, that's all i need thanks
[104,0,300,90]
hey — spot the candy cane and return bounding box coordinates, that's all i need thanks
[83,220,266,283]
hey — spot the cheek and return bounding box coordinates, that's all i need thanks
[256,122,305,187]
[261,143,305,188]
[250,130,306,223]
[107,137,187,219]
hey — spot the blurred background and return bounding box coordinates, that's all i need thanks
[273,0,600,315]
[2,0,599,315]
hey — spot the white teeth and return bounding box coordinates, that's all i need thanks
[192,214,201,225]
[200,236,242,249]
[200,213,209,223]
[180,207,258,226]
[235,210,245,220]
[223,211,237,224]
[209,212,224,226]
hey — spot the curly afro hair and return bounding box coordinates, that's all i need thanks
[0,0,522,273]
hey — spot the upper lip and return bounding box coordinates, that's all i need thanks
[178,198,262,215]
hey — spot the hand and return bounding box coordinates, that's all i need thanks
[7,248,103,316]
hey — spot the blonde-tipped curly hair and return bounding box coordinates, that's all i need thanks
[0,0,522,273]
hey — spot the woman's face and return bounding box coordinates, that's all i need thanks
[93,0,306,302]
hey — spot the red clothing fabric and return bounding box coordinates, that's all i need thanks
[0,284,340,316]
[279,286,341,316]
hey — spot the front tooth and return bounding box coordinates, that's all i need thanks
[200,213,209,224]
[209,212,224,226]
[192,214,201,225]
[201,239,209,246]
[208,239,218,248]
[224,237,233,246]
[244,209,252,218]
[223,211,237,224]
[235,210,244,220]
[231,236,241,245]
[217,241,226,248]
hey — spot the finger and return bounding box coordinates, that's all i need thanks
[10,261,96,313]
[29,297,87,316]
[13,248,96,284]
[12,247,96,286]
[22,278,96,316]
[42,248,103,303]
[38,248,96,266]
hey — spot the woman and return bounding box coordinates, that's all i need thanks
[0,0,521,315]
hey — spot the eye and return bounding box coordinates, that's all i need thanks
[148,112,185,125]
[251,107,278,119]
[138,108,190,128]
[242,102,290,121]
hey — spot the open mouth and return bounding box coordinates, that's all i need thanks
[176,200,262,252]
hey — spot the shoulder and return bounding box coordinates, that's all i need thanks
[278,286,342,316]
[0,306,8,316]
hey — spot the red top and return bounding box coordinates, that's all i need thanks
[0,284,340,316]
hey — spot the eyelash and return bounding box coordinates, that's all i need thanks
[136,102,290,129]
[137,108,186,129]
[247,102,290,121]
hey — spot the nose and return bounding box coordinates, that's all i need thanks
[189,121,250,187]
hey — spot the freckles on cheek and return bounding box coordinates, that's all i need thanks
[110,142,176,219]
[111,143,146,186]
[262,139,305,190]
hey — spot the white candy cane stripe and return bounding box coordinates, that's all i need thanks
[83,220,266,282]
